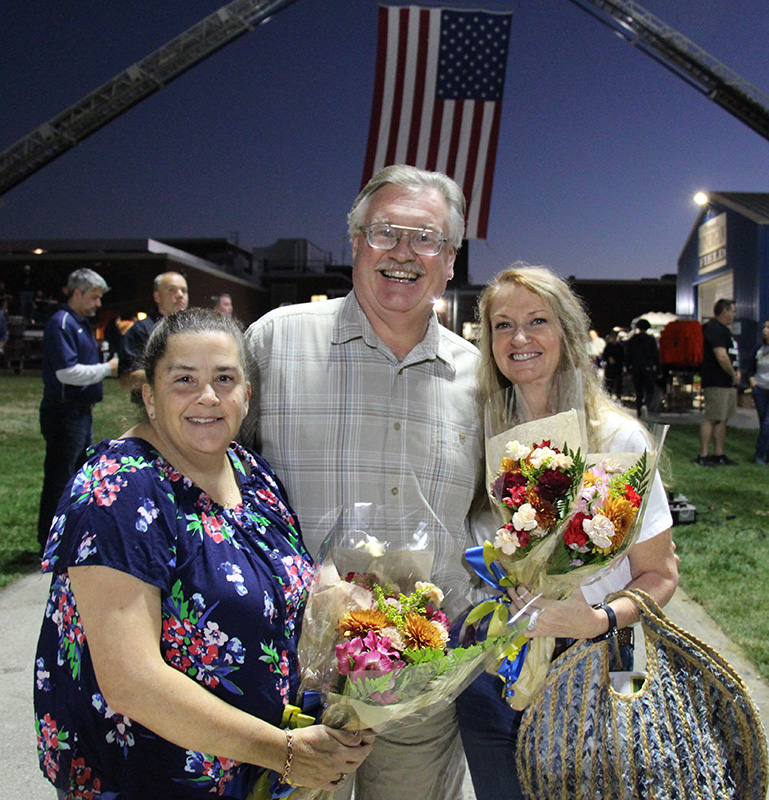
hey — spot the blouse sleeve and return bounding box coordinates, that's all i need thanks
[46,446,179,591]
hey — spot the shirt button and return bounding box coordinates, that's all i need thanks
[391,487,399,495]
[394,422,401,431]
[459,432,466,440]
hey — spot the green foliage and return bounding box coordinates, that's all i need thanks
[663,424,769,682]
[0,376,132,589]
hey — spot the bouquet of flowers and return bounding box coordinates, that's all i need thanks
[472,372,588,598]
[464,373,668,708]
[486,433,586,590]
[282,504,530,800]
[542,427,667,596]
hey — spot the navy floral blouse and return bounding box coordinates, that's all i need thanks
[34,437,313,800]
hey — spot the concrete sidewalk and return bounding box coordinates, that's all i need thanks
[2,570,768,799]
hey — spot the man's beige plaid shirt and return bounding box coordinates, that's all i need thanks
[241,292,488,616]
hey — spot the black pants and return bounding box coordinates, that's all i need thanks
[38,402,92,554]
[632,367,657,415]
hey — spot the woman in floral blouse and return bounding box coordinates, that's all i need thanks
[34,308,373,799]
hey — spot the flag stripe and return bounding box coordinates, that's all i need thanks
[361,6,512,240]
[361,5,391,185]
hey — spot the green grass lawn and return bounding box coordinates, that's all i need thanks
[1,374,768,681]
[0,375,133,585]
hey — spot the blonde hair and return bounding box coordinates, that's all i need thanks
[476,264,631,450]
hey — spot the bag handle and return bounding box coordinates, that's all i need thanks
[609,588,756,691]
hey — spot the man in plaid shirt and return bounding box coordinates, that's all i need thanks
[240,165,486,800]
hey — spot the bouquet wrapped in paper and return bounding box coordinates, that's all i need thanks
[471,371,588,597]
[281,504,531,800]
[465,373,668,708]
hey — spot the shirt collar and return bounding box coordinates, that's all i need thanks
[332,290,457,372]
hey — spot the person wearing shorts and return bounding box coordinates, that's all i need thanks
[697,299,740,466]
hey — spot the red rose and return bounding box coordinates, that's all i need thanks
[537,468,573,501]
[563,513,590,548]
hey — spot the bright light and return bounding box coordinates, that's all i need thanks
[33,248,45,254]
[694,192,709,205]
[310,294,328,303]
[433,298,447,313]
[137,312,147,321]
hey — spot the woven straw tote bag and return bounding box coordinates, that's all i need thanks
[515,589,768,800]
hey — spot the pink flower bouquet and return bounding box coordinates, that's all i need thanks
[288,506,530,800]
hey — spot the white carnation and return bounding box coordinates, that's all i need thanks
[504,440,531,461]
[583,513,615,549]
[415,581,444,607]
[529,447,557,469]
[552,452,574,469]
[381,625,406,651]
[494,527,521,555]
[512,503,539,532]
[601,458,623,474]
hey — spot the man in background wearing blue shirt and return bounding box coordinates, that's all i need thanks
[37,268,118,554]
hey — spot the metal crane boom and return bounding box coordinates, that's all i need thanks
[566,0,769,143]
[0,0,300,197]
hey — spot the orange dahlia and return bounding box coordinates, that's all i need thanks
[338,609,389,638]
[603,495,639,552]
[401,613,446,650]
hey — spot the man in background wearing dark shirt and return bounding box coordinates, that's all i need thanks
[625,318,659,419]
[697,298,740,466]
[118,271,188,392]
[38,268,118,554]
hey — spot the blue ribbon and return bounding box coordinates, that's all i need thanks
[463,545,529,700]
[464,545,508,589]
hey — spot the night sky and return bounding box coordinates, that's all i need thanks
[1,0,768,285]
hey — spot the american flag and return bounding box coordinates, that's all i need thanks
[361,5,513,240]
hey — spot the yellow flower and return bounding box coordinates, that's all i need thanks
[500,457,517,473]
[582,470,599,488]
[401,613,446,650]
[602,495,639,552]
[338,609,389,638]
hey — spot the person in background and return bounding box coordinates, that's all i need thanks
[588,328,605,370]
[456,265,678,800]
[34,309,373,800]
[119,271,188,392]
[697,299,740,466]
[37,268,118,555]
[601,329,625,399]
[213,292,234,316]
[749,319,769,465]
[624,318,659,420]
[241,164,485,800]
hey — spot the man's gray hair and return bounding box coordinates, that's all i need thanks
[66,268,109,296]
[347,164,466,250]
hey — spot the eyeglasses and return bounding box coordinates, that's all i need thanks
[359,223,449,256]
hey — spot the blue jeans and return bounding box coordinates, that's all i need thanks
[754,385,769,461]
[456,671,526,800]
[38,402,93,553]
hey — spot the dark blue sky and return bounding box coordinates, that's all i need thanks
[1,0,768,287]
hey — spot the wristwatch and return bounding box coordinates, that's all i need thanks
[591,602,619,642]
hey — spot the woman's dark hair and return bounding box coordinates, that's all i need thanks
[135,308,247,410]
